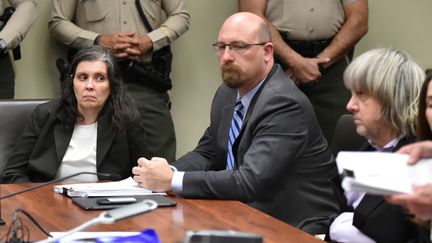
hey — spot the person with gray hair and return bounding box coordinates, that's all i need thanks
[2,45,150,183]
[328,48,424,242]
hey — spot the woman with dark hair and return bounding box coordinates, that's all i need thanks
[386,72,432,243]
[2,45,149,183]
[416,72,432,141]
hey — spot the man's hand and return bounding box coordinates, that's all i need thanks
[123,35,153,58]
[99,32,153,60]
[287,56,330,85]
[99,32,137,59]
[387,183,432,220]
[397,141,432,164]
[132,157,173,192]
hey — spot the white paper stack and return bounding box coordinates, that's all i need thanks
[336,151,432,195]
[53,177,165,197]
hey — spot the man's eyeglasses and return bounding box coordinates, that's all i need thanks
[212,41,266,54]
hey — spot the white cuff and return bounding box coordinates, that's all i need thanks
[329,212,376,243]
[171,171,184,194]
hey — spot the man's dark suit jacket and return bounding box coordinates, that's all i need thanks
[172,65,339,234]
[330,137,418,243]
[2,100,149,183]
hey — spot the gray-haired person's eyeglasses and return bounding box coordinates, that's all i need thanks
[212,41,266,55]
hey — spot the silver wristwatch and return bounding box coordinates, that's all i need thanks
[0,39,7,53]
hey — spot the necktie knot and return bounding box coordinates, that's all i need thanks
[234,99,244,120]
[235,99,243,109]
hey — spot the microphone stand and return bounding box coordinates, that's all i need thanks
[0,172,115,200]
[0,183,4,225]
[35,199,158,243]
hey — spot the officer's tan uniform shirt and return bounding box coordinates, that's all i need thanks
[49,0,189,56]
[266,0,357,41]
[0,0,37,49]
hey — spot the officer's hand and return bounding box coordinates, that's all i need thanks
[99,32,139,59]
[124,35,153,59]
[287,56,330,85]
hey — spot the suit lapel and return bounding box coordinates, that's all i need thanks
[219,93,237,165]
[330,174,353,212]
[232,65,278,165]
[96,115,115,167]
[54,123,73,163]
[346,140,385,227]
[241,64,278,127]
[54,112,73,163]
[353,136,415,227]
[54,112,116,168]
[353,194,384,227]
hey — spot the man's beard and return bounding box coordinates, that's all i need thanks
[221,63,247,89]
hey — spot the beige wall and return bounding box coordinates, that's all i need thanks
[14,0,63,99]
[355,0,432,70]
[13,0,432,157]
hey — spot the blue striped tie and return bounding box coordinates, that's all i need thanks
[226,99,244,170]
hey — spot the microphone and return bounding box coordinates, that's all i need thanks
[184,230,263,243]
[0,172,121,225]
[1,172,120,200]
[35,199,158,243]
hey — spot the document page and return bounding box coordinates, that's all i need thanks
[336,152,432,195]
[53,177,165,197]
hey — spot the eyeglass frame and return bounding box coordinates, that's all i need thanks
[211,41,268,55]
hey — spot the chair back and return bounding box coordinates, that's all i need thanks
[0,99,49,177]
[330,114,367,157]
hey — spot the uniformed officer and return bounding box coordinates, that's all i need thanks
[0,0,36,98]
[239,0,368,144]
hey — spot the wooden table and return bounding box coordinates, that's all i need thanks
[0,183,323,243]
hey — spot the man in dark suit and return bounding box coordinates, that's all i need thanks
[133,12,339,234]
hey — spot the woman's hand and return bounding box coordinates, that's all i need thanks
[386,141,432,219]
[387,184,432,220]
[397,141,432,164]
